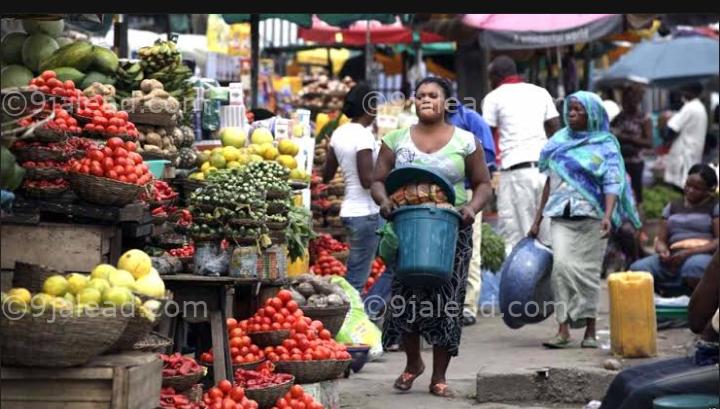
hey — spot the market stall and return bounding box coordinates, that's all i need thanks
[0,14,389,409]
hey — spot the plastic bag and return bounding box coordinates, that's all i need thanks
[376,222,398,265]
[330,276,383,361]
[193,242,230,276]
[479,269,500,310]
[228,246,258,278]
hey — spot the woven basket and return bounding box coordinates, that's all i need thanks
[106,314,155,353]
[72,113,92,126]
[266,189,290,200]
[133,331,173,353]
[266,221,288,231]
[273,359,351,384]
[82,130,138,143]
[27,127,69,143]
[182,384,203,403]
[23,185,68,199]
[300,304,350,337]
[13,146,68,162]
[245,377,294,409]
[68,172,146,206]
[128,112,178,127]
[331,250,349,264]
[12,261,62,293]
[233,358,266,371]
[229,218,264,228]
[141,151,177,161]
[0,309,130,367]
[25,167,66,180]
[162,367,207,392]
[289,181,309,191]
[249,330,290,347]
[267,202,289,215]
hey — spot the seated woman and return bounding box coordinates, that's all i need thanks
[600,250,719,409]
[629,164,719,295]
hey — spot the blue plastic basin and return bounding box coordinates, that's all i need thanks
[393,205,460,288]
[499,237,555,329]
[145,160,169,179]
[653,394,719,409]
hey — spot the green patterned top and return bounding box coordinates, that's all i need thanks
[383,126,476,206]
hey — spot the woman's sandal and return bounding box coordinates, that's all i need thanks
[429,383,456,398]
[542,335,572,349]
[393,366,425,392]
[581,338,598,349]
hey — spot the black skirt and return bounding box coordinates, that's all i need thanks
[381,225,473,356]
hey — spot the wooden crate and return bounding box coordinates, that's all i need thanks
[0,223,120,272]
[1,352,162,409]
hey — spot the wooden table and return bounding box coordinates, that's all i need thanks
[159,274,287,384]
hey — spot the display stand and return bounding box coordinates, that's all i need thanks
[1,352,162,409]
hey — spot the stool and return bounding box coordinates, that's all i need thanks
[653,394,719,409]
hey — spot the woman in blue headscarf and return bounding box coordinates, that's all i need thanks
[529,91,641,349]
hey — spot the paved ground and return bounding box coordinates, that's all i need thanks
[336,281,694,409]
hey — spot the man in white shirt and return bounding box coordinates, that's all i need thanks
[482,56,561,253]
[664,83,709,189]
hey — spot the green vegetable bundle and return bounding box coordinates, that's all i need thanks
[641,185,682,220]
[480,222,505,272]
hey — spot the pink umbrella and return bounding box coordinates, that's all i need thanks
[299,15,446,45]
[462,14,623,49]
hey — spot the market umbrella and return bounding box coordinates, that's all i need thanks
[594,36,720,88]
[462,14,623,50]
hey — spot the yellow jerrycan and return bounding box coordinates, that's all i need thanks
[608,272,658,358]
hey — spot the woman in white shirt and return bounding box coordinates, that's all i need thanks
[323,83,381,292]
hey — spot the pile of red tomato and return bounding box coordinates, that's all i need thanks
[245,290,350,363]
[21,160,69,172]
[17,105,82,135]
[269,384,324,409]
[243,289,300,334]
[28,70,82,101]
[233,361,293,390]
[309,251,347,277]
[200,380,258,409]
[80,100,140,140]
[168,243,195,258]
[200,319,265,366]
[310,234,349,258]
[69,137,152,185]
[363,257,386,294]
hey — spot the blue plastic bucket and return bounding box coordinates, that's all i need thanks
[392,205,460,287]
[145,160,169,179]
[653,394,719,409]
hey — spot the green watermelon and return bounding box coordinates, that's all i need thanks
[22,34,59,73]
[21,19,64,37]
[1,32,28,65]
[1,65,33,89]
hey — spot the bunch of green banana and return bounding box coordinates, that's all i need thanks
[138,40,196,125]
[115,60,144,99]
[138,40,182,73]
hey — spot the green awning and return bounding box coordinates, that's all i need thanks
[393,42,456,56]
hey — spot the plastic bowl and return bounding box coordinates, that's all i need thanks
[345,344,370,373]
[145,160,170,179]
